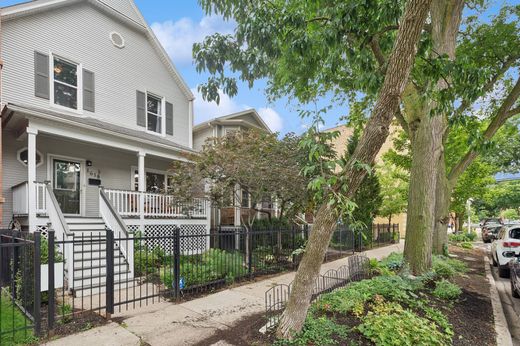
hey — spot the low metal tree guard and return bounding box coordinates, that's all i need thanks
[265,254,370,329]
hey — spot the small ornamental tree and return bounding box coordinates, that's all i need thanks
[169,129,311,229]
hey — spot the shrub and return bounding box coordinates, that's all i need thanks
[275,315,349,346]
[358,301,450,346]
[379,252,405,272]
[316,275,420,316]
[40,238,64,264]
[449,232,476,243]
[432,256,467,279]
[459,242,473,249]
[161,249,247,289]
[433,280,462,300]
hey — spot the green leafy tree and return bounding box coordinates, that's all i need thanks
[169,129,311,229]
[377,162,409,226]
[501,208,520,220]
[193,0,432,337]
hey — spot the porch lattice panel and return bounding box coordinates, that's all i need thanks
[134,224,208,254]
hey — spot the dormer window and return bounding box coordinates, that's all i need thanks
[147,93,163,134]
[53,56,79,110]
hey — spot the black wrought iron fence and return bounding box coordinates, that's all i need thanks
[7,223,398,339]
[0,230,40,345]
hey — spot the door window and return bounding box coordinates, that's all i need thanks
[53,159,81,214]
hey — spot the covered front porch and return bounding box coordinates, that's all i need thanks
[3,104,209,231]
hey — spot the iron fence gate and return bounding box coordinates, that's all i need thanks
[0,230,41,345]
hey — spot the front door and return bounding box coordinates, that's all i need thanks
[53,159,81,215]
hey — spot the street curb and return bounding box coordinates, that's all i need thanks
[484,256,513,346]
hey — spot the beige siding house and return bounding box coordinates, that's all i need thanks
[324,124,407,234]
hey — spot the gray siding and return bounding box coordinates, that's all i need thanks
[2,129,173,225]
[2,2,191,147]
[193,127,214,151]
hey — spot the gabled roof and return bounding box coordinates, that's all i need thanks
[193,109,272,133]
[1,0,194,101]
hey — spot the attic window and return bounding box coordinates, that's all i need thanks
[110,32,125,48]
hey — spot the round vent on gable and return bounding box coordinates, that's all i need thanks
[110,32,125,48]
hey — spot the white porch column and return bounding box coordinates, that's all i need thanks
[138,151,146,232]
[234,184,241,227]
[27,127,38,232]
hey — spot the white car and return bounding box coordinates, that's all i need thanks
[491,225,520,278]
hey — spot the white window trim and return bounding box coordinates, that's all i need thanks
[130,166,172,192]
[224,127,239,136]
[49,52,83,114]
[17,147,44,168]
[145,91,166,137]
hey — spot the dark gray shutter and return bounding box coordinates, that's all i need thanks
[83,69,95,112]
[136,90,146,127]
[34,51,50,99]
[165,101,173,135]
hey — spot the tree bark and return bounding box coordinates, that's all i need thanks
[432,150,451,255]
[404,108,443,273]
[276,0,432,338]
[404,0,463,274]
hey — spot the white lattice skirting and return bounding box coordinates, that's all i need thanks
[127,221,210,255]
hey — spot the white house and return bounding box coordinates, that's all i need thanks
[0,0,210,296]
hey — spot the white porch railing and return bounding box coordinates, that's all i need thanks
[99,189,133,277]
[12,181,47,215]
[104,188,210,219]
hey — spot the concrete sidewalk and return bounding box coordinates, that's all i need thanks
[44,241,404,346]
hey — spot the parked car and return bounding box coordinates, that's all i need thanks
[482,223,502,243]
[481,217,503,227]
[491,225,520,277]
[509,255,520,298]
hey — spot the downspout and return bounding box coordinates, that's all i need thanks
[188,99,193,149]
[0,7,4,227]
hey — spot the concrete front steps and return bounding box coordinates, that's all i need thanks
[65,217,135,297]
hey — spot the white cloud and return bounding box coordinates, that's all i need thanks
[151,16,235,65]
[192,88,283,132]
[258,107,283,132]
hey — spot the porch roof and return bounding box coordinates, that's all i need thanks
[7,103,197,155]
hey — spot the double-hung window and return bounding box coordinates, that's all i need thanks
[53,56,79,110]
[147,93,163,134]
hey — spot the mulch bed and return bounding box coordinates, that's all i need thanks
[194,245,496,346]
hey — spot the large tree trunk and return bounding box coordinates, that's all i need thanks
[404,110,443,273]
[404,0,464,274]
[276,0,432,338]
[433,151,451,255]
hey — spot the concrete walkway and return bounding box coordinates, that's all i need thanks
[44,241,404,346]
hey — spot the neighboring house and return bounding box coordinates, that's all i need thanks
[1,0,209,295]
[324,124,407,234]
[193,109,277,227]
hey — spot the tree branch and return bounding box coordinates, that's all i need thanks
[394,107,410,136]
[454,54,520,117]
[448,76,520,184]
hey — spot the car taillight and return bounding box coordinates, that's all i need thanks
[504,241,520,247]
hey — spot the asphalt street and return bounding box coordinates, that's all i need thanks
[478,242,520,345]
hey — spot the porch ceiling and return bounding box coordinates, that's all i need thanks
[7,103,194,161]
